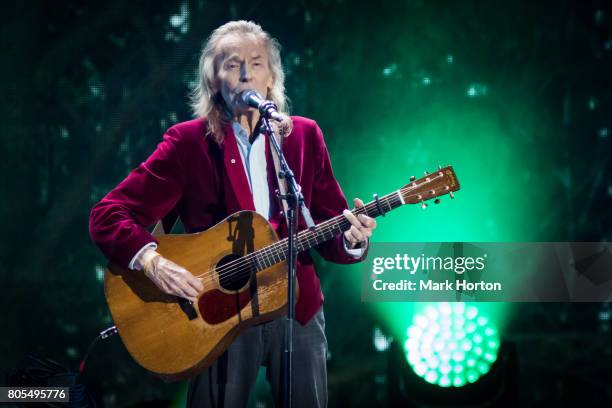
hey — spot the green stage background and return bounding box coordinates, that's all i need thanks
[1,0,610,406]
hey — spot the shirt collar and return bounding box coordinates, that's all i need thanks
[231,121,261,145]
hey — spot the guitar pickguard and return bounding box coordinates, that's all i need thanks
[198,288,252,325]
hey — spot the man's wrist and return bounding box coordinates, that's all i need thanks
[343,235,368,260]
[129,242,158,270]
[141,249,161,275]
[343,234,365,249]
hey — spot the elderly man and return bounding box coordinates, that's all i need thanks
[90,20,376,407]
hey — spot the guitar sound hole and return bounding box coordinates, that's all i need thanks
[217,254,251,291]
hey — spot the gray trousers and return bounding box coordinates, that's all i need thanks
[186,308,328,408]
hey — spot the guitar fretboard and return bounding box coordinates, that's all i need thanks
[249,190,404,271]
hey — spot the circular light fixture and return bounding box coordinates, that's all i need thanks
[404,303,500,387]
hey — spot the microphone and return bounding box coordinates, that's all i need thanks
[236,90,285,122]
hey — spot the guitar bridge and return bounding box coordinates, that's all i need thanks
[178,297,198,320]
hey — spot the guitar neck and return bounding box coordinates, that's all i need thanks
[249,165,459,271]
[252,190,404,269]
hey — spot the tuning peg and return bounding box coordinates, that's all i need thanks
[410,175,416,181]
[421,201,427,209]
[449,191,455,199]
[438,164,443,170]
[424,171,430,176]
[434,198,440,204]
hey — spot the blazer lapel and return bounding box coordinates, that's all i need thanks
[222,124,256,211]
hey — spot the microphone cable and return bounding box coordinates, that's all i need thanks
[6,326,119,408]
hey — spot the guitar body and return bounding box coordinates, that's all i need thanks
[104,211,292,381]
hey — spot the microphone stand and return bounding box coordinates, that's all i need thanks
[260,115,315,408]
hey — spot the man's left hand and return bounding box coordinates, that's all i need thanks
[343,198,377,249]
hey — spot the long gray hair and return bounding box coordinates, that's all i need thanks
[190,20,289,143]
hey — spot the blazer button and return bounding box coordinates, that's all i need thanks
[230,159,236,164]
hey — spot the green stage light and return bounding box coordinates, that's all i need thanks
[404,303,499,388]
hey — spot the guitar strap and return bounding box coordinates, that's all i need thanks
[268,121,290,225]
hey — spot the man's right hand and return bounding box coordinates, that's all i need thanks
[141,250,204,303]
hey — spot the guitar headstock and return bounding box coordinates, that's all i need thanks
[400,166,460,207]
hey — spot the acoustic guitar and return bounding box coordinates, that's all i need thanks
[104,166,460,380]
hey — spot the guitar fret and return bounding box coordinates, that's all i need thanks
[251,187,411,273]
[273,247,281,263]
[263,250,271,266]
[248,257,257,274]
[266,251,272,266]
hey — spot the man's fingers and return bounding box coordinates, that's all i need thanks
[174,283,197,302]
[189,277,204,292]
[178,267,204,292]
[167,280,191,298]
[185,275,204,294]
[343,209,360,227]
[181,284,199,304]
[348,226,364,242]
[358,213,376,228]
[168,272,199,298]
[183,284,199,298]
[353,197,365,208]
[166,261,204,292]
[345,204,376,230]
[149,257,204,300]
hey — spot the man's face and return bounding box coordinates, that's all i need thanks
[215,34,273,115]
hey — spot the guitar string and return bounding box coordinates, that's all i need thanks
[192,175,448,287]
[190,174,448,285]
[191,174,448,287]
[192,200,383,282]
[199,172,450,282]
[191,184,409,282]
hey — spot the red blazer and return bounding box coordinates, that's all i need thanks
[89,116,363,324]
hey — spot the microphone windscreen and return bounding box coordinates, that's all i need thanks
[240,89,264,108]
